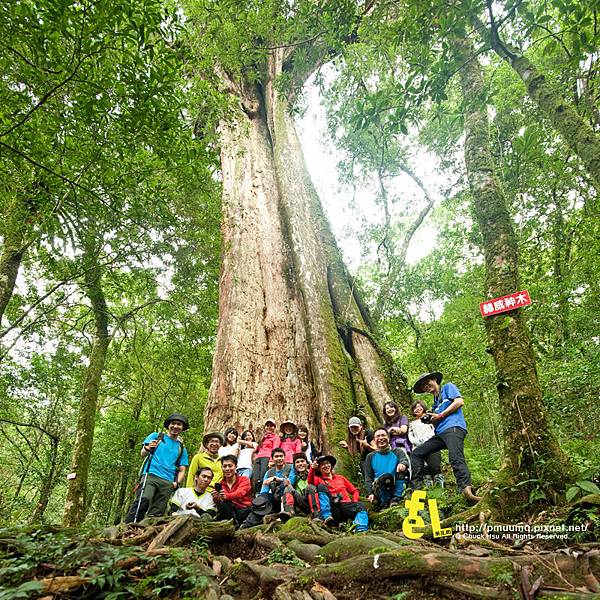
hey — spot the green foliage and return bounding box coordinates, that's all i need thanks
[0,525,213,599]
[265,546,306,567]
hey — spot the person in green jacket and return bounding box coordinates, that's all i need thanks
[186,432,224,488]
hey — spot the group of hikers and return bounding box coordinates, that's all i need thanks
[124,371,481,532]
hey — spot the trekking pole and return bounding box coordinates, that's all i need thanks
[133,437,161,523]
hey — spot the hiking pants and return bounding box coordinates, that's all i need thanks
[125,474,174,523]
[411,426,471,490]
[318,488,369,532]
[373,476,406,507]
[252,457,270,493]
[216,500,251,528]
[283,484,320,516]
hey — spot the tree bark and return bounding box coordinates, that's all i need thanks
[476,17,600,192]
[0,197,35,328]
[63,239,111,526]
[30,436,59,523]
[455,37,574,512]
[205,52,411,455]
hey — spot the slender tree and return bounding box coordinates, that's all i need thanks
[63,236,110,526]
[455,36,574,509]
[473,4,600,192]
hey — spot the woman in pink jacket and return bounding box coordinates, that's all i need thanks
[252,418,280,492]
[279,420,302,463]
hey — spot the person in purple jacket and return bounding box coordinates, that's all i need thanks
[382,401,412,454]
[411,372,481,504]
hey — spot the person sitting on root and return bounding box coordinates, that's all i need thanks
[382,401,412,455]
[339,416,375,476]
[411,372,481,504]
[282,453,322,517]
[237,430,257,480]
[218,427,240,459]
[308,455,369,532]
[170,467,216,521]
[212,455,253,527]
[408,400,444,488]
[279,420,302,464]
[253,418,281,493]
[259,447,295,505]
[297,425,319,463]
[186,432,224,489]
[364,428,410,510]
[124,413,189,523]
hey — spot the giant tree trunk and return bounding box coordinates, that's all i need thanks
[205,51,410,457]
[63,240,111,526]
[456,38,574,513]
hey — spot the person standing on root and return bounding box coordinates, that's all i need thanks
[364,429,410,510]
[186,432,224,489]
[409,400,444,488]
[308,456,369,532]
[170,467,216,521]
[279,420,302,464]
[339,416,375,477]
[297,425,319,463]
[125,413,189,523]
[411,372,481,504]
[253,418,280,493]
[382,401,412,455]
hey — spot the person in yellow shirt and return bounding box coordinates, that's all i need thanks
[186,432,224,488]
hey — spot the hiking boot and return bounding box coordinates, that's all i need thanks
[433,474,445,488]
[423,475,433,488]
[389,496,403,507]
[283,506,295,516]
[323,516,336,527]
[462,486,481,504]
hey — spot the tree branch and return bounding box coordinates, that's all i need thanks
[373,165,436,322]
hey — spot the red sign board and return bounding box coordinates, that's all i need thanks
[480,290,531,317]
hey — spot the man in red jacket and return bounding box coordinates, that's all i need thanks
[308,455,368,532]
[212,455,252,527]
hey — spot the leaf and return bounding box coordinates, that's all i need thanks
[566,486,580,502]
[576,480,600,494]
[528,488,546,503]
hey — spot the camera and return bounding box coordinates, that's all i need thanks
[421,413,434,424]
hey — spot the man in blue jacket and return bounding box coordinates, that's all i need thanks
[411,372,480,503]
[364,429,410,509]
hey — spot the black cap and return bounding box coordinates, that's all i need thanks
[251,494,273,516]
[315,455,337,469]
[164,413,189,431]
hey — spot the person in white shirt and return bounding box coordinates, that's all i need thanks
[218,427,240,459]
[237,430,257,479]
[408,400,444,488]
[170,467,217,521]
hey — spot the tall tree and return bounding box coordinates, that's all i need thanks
[191,1,411,453]
[455,36,573,509]
[63,235,110,526]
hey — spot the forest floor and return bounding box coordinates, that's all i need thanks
[1,495,599,600]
